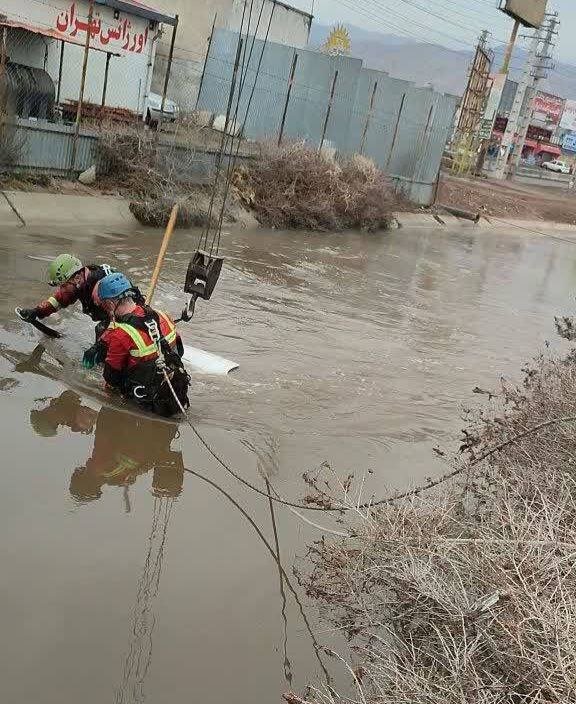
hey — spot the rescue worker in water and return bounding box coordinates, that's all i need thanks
[97,272,190,418]
[18,253,144,368]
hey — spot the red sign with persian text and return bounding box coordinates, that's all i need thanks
[532,91,565,126]
[54,2,149,52]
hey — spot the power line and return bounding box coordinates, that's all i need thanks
[332,0,479,50]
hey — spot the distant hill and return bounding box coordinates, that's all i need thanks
[309,23,576,101]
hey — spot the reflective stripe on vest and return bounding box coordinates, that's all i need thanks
[48,296,60,310]
[109,312,177,358]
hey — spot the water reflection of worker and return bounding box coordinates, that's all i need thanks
[30,391,185,502]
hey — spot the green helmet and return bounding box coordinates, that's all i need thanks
[47,254,83,286]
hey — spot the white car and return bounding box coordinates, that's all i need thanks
[541,159,571,174]
[145,92,179,126]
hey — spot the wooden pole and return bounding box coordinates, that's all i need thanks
[69,0,94,175]
[195,13,217,110]
[319,69,339,153]
[56,40,65,105]
[278,52,298,146]
[101,52,112,109]
[146,204,179,306]
[160,14,179,117]
[501,19,520,75]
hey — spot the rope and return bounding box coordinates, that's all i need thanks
[182,466,332,683]
[485,216,576,247]
[354,414,576,509]
[160,369,339,511]
[160,366,576,514]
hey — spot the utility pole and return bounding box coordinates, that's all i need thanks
[493,13,558,180]
[508,13,558,178]
[501,19,520,75]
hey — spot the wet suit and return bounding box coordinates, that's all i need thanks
[101,305,190,418]
[36,265,115,324]
[34,265,144,342]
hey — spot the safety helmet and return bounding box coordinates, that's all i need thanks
[47,254,83,286]
[98,272,133,300]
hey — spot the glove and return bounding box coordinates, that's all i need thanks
[19,308,38,322]
[82,341,106,370]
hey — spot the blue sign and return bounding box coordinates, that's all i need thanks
[563,132,576,152]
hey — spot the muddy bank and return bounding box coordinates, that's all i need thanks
[300,342,576,704]
[438,173,576,225]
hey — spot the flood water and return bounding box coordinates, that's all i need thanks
[1,218,574,704]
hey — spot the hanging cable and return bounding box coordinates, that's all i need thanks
[183,466,332,684]
[208,0,264,257]
[485,217,576,247]
[161,370,341,511]
[160,364,576,515]
[211,3,277,257]
[198,0,251,254]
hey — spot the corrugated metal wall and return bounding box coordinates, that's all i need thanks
[197,29,458,204]
[4,118,97,174]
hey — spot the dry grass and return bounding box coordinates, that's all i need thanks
[299,344,576,703]
[236,142,397,231]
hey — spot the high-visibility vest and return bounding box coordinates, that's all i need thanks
[109,311,177,359]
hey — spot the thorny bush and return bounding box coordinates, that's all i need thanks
[96,123,230,228]
[296,334,576,704]
[236,143,397,231]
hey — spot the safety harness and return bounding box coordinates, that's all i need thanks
[80,265,115,321]
[111,311,177,359]
[110,307,190,416]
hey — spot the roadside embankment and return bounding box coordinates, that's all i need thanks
[6,159,576,235]
[297,342,576,703]
[438,173,576,226]
[3,189,576,237]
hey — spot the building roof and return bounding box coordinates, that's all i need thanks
[0,17,120,54]
[95,0,178,26]
[271,0,313,21]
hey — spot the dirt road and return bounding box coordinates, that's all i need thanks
[438,173,576,224]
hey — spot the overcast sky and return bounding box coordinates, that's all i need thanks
[289,0,576,66]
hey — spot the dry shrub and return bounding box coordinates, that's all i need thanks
[97,123,180,197]
[128,192,221,229]
[96,123,232,228]
[300,343,576,704]
[239,143,396,231]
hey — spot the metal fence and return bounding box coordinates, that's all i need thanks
[196,28,458,204]
[2,117,97,174]
[0,116,258,181]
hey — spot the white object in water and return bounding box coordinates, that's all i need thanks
[182,345,239,375]
[212,113,241,136]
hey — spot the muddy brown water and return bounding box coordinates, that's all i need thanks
[0,220,574,704]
